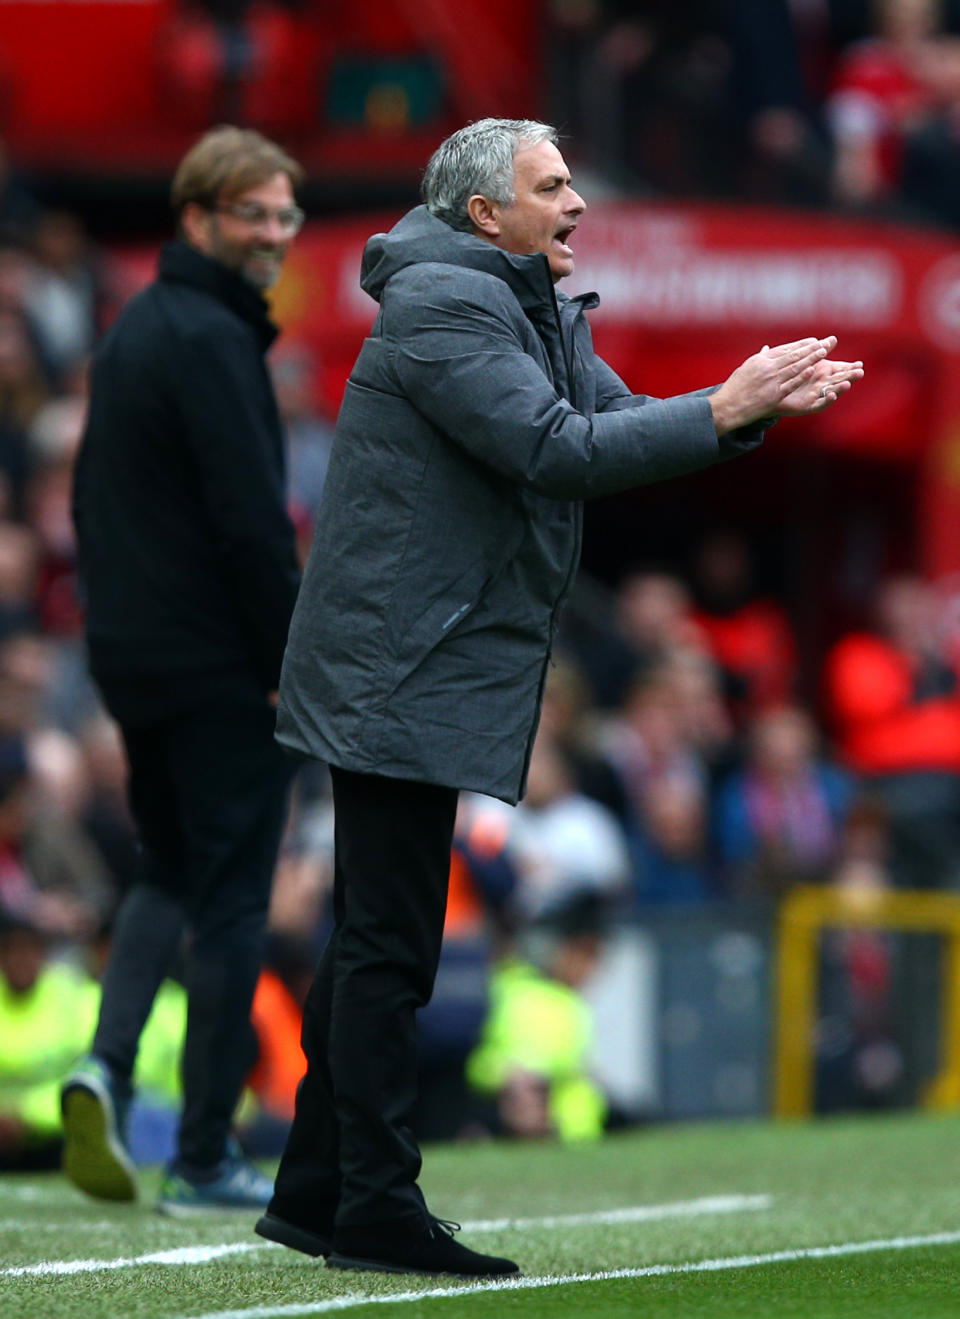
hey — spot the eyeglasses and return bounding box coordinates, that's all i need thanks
[213,202,306,236]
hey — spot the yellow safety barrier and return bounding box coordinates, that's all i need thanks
[773,884,960,1117]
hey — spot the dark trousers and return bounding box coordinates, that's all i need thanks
[272,766,458,1228]
[92,670,293,1169]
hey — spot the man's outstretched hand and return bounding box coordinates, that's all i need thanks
[709,336,864,435]
[776,348,864,417]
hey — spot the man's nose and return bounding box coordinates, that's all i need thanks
[567,188,586,216]
[262,216,288,244]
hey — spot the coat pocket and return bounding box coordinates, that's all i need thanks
[390,522,526,683]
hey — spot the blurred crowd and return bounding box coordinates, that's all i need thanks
[0,165,339,1173]
[549,0,960,229]
[6,0,960,1172]
[1,179,953,1155]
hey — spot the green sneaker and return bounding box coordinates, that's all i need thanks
[156,1152,273,1217]
[61,1056,138,1202]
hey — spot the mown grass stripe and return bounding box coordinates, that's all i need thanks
[174,1229,960,1319]
[0,1193,769,1279]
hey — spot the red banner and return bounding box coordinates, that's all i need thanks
[109,201,960,574]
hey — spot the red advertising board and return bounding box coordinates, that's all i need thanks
[109,201,960,574]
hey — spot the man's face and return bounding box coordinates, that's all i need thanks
[485,141,586,283]
[188,171,297,290]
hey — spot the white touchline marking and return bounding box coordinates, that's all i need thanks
[0,1219,117,1232]
[0,1193,770,1279]
[178,1229,960,1319]
[459,1193,772,1232]
[2,1243,262,1278]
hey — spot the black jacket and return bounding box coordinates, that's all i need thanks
[74,240,300,691]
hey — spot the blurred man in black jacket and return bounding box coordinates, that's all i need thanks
[62,126,303,1214]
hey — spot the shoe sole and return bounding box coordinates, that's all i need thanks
[326,1253,520,1278]
[61,1077,138,1203]
[255,1212,332,1258]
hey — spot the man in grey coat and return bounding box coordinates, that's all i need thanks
[256,118,863,1277]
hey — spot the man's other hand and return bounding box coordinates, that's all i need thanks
[777,352,865,417]
[709,336,862,434]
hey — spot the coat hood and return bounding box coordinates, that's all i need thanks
[360,205,558,312]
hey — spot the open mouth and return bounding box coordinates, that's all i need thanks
[553,226,576,254]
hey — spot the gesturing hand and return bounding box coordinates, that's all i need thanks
[777,354,865,417]
[709,336,864,434]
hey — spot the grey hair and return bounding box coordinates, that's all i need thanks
[422,118,559,233]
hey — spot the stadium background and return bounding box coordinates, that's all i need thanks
[5,0,960,1169]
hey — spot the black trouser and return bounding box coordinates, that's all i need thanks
[91,670,293,1170]
[272,767,458,1228]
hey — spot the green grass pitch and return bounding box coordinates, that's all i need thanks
[4,1109,960,1318]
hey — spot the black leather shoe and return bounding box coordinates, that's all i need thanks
[327,1213,520,1277]
[255,1210,334,1258]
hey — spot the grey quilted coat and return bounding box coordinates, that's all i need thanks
[276,206,765,803]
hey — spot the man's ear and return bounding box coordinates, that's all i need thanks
[180,201,212,252]
[467,193,501,239]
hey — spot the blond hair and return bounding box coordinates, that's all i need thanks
[170,125,304,218]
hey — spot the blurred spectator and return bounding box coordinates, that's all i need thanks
[0,522,39,640]
[266,776,334,963]
[727,0,833,206]
[663,647,735,778]
[0,911,98,1169]
[579,3,736,195]
[816,802,904,1111]
[157,0,257,125]
[826,0,948,209]
[823,573,960,886]
[899,30,960,225]
[270,342,336,548]
[28,724,89,818]
[714,704,854,897]
[0,631,48,736]
[446,796,522,946]
[0,733,114,941]
[156,0,309,131]
[538,657,631,826]
[689,529,799,724]
[24,212,102,382]
[0,628,96,743]
[631,771,714,905]
[0,241,33,315]
[601,665,709,837]
[466,890,610,1143]
[29,391,88,468]
[0,3,954,1142]
[543,0,604,148]
[617,569,703,674]
[577,568,702,708]
[24,450,83,640]
[243,964,307,1156]
[476,732,631,925]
